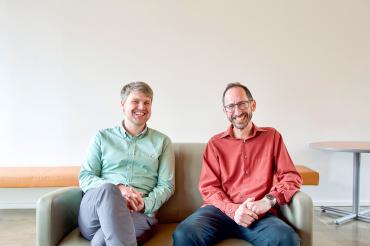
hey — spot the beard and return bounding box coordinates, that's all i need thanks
[228,111,253,130]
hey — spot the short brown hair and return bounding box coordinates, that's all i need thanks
[222,82,253,105]
[120,81,153,102]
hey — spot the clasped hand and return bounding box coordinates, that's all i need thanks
[116,184,144,212]
[234,197,272,227]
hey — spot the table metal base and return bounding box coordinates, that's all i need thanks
[321,206,370,224]
[320,152,370,224]
[310,142,370,225]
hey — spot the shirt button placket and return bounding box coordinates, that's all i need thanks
[128,141,132,181]
[242,144,248,179]
[131,139,137,182]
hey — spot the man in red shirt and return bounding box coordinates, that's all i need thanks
[173,82,302,245]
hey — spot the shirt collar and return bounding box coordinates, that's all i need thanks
[119,121,148,139]
[219,123,266,139]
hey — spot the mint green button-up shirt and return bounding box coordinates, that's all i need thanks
[79,125,175,216]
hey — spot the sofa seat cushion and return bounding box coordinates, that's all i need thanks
[59,224,252,246]
[59,228,88,246]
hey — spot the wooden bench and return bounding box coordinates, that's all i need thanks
[295,165,319,185]
[0,165,319,188]
[0,166,80,188]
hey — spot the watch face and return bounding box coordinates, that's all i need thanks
[266,194,274,200]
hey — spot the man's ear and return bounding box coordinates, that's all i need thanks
[251,100,256,112]
[121,99,125,107]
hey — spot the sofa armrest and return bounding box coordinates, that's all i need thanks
[36,187,82,246]
[279,191,313,246]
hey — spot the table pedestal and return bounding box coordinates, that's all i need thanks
[321,153,370,224]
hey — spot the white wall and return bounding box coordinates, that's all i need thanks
[1,0,370,206]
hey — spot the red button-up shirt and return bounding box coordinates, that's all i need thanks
[199,124,302,219]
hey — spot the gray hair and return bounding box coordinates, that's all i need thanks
[222,82,253,105]
[120,81,153,102]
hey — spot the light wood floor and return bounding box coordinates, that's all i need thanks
[0,207,369,246]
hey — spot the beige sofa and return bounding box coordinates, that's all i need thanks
[36,143,313,246]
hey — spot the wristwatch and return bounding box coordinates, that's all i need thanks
[264,194,277,207]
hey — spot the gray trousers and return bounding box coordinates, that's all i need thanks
[78,183,157,246]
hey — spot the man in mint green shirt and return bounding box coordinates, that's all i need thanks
[78,81,175,246]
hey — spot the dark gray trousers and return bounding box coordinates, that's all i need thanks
[78,183,157,246]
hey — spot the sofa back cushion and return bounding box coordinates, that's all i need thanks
[156,143,206,223]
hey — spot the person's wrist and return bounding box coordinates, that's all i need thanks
[117,184,131,194]
[116,183,124,190]
[263,194,277,207]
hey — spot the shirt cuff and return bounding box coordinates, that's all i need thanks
[224,202,240,220]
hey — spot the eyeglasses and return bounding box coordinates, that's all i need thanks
[224,100,252,112]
